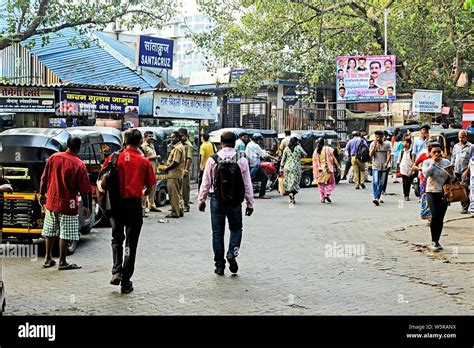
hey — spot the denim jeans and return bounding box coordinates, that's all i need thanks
[210,195,243,268]
[250,165,268,196]
[372,169,387,200]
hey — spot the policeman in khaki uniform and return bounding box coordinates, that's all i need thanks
[141,131,161,212]
[179,128,194,212]
[163,131,185,218]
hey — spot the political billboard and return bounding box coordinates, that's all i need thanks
[336,55,396,102]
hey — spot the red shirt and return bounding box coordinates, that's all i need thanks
[41,150,92,215]
[102,147,156,199]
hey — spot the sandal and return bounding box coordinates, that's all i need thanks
[58,263,82,270]
[165,214,179,218]
[42,260,56,268]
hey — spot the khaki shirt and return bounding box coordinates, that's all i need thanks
[141,142,158,171]
[183,140,193,160]
[167,143,185,179]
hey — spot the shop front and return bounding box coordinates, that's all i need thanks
[52,85,140,129]
[0,84,56,129]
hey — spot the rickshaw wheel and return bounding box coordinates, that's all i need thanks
[155,187,168,207]
[67,240,78,255]
[301,173,312,188]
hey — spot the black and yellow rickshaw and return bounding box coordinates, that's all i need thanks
[0,128,105,254]
[411,128,474,160]
[278,130,341,187]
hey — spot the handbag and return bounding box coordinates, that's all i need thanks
[443,182,468,203]
[278,173,285,196]
[97,152,121,217]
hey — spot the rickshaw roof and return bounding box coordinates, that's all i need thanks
[128,127,175,141]
[0,127,104,152]
[70,126,123,146]
[278,130,337,140]
[209,128,278,143]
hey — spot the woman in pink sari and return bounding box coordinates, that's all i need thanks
[313,138,340,203]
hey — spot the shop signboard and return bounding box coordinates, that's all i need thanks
[58,89,139,116]
[336,55,396,102]
[412,89,442,113]
[153,92,217,120]
[0,86,54,112]
[136,35,173,69]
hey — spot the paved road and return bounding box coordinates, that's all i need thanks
[1,181,473,315]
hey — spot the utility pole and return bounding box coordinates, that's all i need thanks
[384,9,388,55]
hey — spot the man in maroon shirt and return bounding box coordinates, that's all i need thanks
[101,129,156,294]
[39,136,92,270]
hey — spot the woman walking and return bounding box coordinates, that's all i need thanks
[422,142,454,251]
[280,137,307,204]
[397,138,416,201]
[411,137,436,221]
[313,138,340,203]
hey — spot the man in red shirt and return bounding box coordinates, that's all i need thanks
[39,136,92,270]
[101,129,156,294]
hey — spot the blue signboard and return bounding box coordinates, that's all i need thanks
[136,35,174,69]
[230,69,245,83]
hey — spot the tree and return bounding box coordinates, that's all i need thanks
[194,0,474,102]
[0,0,178,50]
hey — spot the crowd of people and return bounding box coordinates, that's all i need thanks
[33,124,473,293]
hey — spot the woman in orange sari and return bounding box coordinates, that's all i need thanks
[313,138,340,203]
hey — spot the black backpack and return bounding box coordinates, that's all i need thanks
[356,140,371,163]
[97,152,121,217]
[212,153,245,205]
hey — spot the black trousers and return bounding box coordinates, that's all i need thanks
[110,198,143,282]
[402,174,416,197]
[426,192,448,243]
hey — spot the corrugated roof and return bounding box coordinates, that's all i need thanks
[93,31,186,90]
[20,28,153,90]
[155,87,213,96]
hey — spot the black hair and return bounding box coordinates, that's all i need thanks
[428,142,442,151]
[347,58,357,69]
[144,131,153,138]
[338,69,343,73]
[284,129,291,136]
[369,78,375,83]
[339,86,345,91]
[403,137,412,145]
[67,136,81,153]
[126,129,143,146]
[202,133,210,141]
[358,57,366,61]
[221,131,236,146]
[178,128,188,136]
[387,86,394,90]
[316,137,325,154]
[383,130,389,136]
[239,131,247,138]
[288,136,299,152]
[374,130,384,136]
[171,131,181,141]
[384,59,392,66]
[370,61,381,69]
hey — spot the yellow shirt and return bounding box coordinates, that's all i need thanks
[141,142,158,171]
[199,141,215,170]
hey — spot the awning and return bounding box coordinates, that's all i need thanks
[346,109,393,120]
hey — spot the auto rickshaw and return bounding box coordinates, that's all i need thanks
[411,128,474,160]
[278,130,341,187]
[132,127,176,207]
[0,128,105,254]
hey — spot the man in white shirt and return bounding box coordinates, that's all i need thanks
[245,133,271,199]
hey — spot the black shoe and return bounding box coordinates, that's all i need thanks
[121,281,134,294]
[356,185,360,190]
[360,184,366,189]
[325,196,332,203]
[214,267,224,276]
[110,273,122,286]
[227,256,238,274]
[372,199,379,206]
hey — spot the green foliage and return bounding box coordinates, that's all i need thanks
[0,0,178,50]
[195,0,474,102]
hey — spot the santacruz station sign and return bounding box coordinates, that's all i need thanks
[0,86,54,112]
[136,35,173,69]
[58,89,139,116]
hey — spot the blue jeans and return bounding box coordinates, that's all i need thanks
[250,165,268,196]
[210,195,243,268]
[372,169,387,200]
